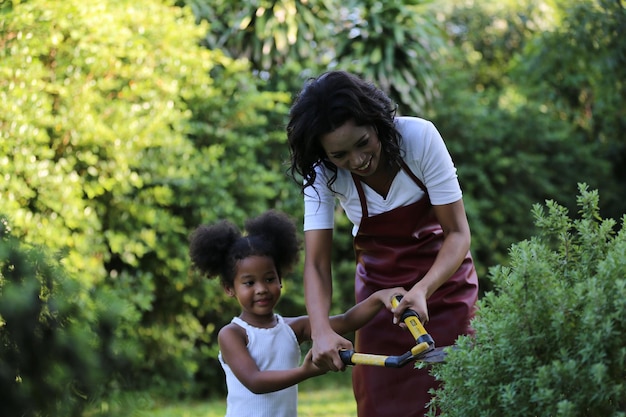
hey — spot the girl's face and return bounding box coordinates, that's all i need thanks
[320,119,383,177]
[226,255,282,327]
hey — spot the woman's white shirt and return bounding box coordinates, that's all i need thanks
[303,117,462,236]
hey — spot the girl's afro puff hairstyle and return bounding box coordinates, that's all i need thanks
[188,210,301,287]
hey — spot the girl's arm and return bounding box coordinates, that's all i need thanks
[287,287,406,342]
[328,287,406,334]
[218,323,324,394]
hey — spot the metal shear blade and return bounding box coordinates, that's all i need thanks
[415,346,449,363]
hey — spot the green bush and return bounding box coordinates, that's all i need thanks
[429,184,626,416]
[0,0,298,397]
[0,218,125,417]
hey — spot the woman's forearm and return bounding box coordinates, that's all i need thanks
[416,229,469,298]
[303,229,335,337]
[304,262,334,337]
[417,200,471,297]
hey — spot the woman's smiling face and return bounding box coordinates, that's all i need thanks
[320,119,383,177]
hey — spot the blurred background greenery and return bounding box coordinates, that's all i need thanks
[1,0,624,415]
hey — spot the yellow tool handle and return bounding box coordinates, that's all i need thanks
[339,350,389,366]
[411,342,431,356]
[339,349,421,368]
[338,296,438,369]
[392,295,435,348]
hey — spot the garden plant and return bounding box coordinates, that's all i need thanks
[429,184,626,416]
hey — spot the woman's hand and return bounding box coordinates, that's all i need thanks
[391,286,429,325]
[311,328,353,372]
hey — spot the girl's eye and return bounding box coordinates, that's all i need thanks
[243,281,254,287]
[357,139,369,147]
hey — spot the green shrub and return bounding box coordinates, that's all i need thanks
[0,0,299,397]
[429,184,626,416]
[0,218,125,417]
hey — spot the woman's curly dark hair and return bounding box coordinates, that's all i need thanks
[188,210,301,287]
[287,70,404,193]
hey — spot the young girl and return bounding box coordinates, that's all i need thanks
[189,209,404,417]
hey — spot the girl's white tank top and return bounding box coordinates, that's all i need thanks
[218,314,301,417]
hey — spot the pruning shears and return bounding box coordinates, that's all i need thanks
[339,295,448,367]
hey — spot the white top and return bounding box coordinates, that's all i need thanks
[304,117,462,235]
[218,314,301,417]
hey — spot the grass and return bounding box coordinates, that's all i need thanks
[128,370,356,417]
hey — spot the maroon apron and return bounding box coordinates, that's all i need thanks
[351,161,478,417]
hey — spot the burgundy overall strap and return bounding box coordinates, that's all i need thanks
[399,160,428,194]
[352,160,428,221]
[351,173,369,218]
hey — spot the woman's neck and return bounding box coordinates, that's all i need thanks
[361,162,400,199]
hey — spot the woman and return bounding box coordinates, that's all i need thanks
[286,70,479,416]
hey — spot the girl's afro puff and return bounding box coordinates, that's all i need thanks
[188,210,301,287]
[188,220,241,282]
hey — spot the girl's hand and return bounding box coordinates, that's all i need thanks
[301,349,327,377]
[391,286,429,326]
[374,287,407,311]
